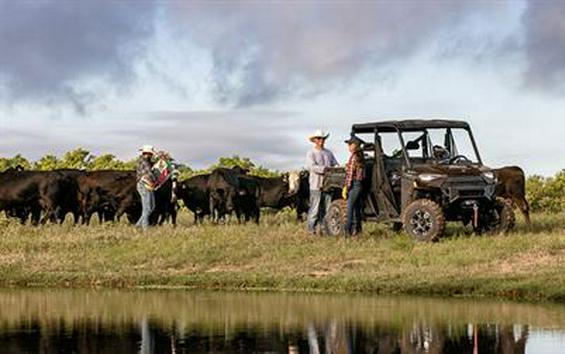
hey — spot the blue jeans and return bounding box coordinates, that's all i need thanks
[345,180,363,236]
[136,182,155,228]
[307,190,332,234]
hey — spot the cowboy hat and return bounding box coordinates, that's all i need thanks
[308,129,330,142]
[139,145,155,155]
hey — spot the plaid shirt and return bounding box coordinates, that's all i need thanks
[136,158,154,183]
[345,153,364,189]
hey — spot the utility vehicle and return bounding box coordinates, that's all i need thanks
[323,119,514,241]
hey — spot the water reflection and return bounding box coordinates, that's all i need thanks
[0,289,564,353]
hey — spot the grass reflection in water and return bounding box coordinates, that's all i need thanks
[0,289,564,353]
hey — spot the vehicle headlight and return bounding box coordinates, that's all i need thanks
[482,171,496,182]
[418,173,445,182]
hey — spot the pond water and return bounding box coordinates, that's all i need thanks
[1,289,565,353]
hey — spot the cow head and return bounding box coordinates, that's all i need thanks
[287,171,301,195]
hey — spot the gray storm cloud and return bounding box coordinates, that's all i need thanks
[0,1,156,112]
[522,1,565,93]
[2,1,563,111]
[168,1,488,106]
[109,111,307,169]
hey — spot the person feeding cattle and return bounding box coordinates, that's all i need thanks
[136,145,156,228]
[306,129,338,235]
[136,145,176,228]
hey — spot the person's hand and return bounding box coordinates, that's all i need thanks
[342,186,348,200]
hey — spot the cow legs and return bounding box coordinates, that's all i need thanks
[253,206,260,224]
[209,199,216,223]
[30,208,41,226]
[514,197,531,224]
[38,196,59,224]
[194,211,206,224]
[40,207,56,225]
[170,207,177,226]
[72,211,81,225]
[97,210,105,224]
[115,204,129,224]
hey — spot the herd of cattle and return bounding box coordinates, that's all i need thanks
[0,164,530,227]
[0,166,309,226]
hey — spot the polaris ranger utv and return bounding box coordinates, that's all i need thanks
[323,119,514,241]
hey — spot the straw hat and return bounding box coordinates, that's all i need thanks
[139,145,155,155]
[308,129,330,142]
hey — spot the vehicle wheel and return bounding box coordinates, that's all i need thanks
[477,197,515,234]
[401,199,445,242]
[325,199,347,236]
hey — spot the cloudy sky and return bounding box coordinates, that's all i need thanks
[0,0,564,175]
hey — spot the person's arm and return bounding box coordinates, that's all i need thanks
[330,151,339,167]
[307,150,326,175]
[344,154,354,189]
[139,161,156,183]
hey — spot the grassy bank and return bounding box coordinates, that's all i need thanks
[1,212,565,301]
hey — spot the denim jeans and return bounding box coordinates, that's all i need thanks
[136,182,155,228]
[345,180,363,236]
[307,189,332,234]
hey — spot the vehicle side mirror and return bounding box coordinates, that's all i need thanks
[406,140,420,150]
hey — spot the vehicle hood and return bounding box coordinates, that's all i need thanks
[410,163,492,177]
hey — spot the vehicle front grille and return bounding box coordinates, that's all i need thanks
[442,176,494,202]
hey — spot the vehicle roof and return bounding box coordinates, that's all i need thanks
[352,119,470,133]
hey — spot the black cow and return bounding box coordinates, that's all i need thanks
[175,174,211,224]
[294,170,310,221]
[52,169,85,224]
[273,170,310,222]
[77,170,138,224]
[207,168,241,223]
[234,175,261,224]
[151,178,177,226]
[0,169,79,224]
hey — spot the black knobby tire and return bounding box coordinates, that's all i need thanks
[480,197,515,234]
[401,199,445,242]
[326,199,347,237]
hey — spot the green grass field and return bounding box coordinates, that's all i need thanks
[1,211,564,302]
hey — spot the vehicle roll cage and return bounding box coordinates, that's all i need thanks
[351,119,482,168]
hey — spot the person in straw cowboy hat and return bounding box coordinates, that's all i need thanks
[136,145,157,228]
[306,129,338,235]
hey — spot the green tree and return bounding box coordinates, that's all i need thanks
[90,154,127,170]
[59,148,93,170]
[211,155,256,170]
[123,158,138,170]
[250,165,280,178]
[34,154,60,170]
[526,171,565,213]
[175,164,194,180]
[0,154,32,171]
[208,155,279,177]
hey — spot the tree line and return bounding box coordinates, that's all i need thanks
[526,171,565,213]
[0,148,280,181]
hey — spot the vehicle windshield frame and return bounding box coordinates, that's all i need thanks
[392,127,482,169]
